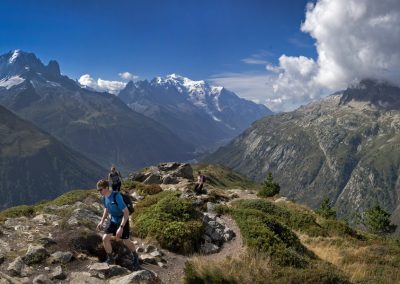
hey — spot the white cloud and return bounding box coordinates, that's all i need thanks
[302,0,400,89]
[118,72,139,81]
[213,0,400,112]
[78,74,126,94]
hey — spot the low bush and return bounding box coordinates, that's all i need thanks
[233,199,325,237]
[122,180,162,195]
[231,208,311,267]
[132,191,204,254]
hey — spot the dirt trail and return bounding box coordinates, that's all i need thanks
[141,205,247,283]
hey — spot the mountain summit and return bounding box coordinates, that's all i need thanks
[119,74,272,151]
[0,51,194,171]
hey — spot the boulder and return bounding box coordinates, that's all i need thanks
[158,162,180,171]
[129,172,148,182]
[139,253,157,264]
[23,244,49,265]
[33,274,51,284]
[200,242,220,254]
[50,265,66,280]
[67,207,101,226]
[108,270,160,284]
[69,272,105,284]
[49,251,73,264]
[143,173,162,184]
[7,256,24,276]
[171,163,193,179]
[162,174,178,184]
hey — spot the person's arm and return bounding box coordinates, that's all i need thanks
[97,208,109,231]
[116,208,129,239]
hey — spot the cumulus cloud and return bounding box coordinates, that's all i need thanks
[213,0,400,112]
[78,74,127,94]
[302,0,400,89]
[118,71,139,81]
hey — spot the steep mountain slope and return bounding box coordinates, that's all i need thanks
[205,79,400,223]
[0,105,105,208]
[118,74,272,152]
[0,50,194,171]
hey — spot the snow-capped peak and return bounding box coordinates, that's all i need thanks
[8,49,21,64]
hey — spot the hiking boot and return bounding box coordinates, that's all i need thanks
[104,253,117,265]
[132,254,140,270]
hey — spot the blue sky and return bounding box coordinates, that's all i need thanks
[1,0,399,112]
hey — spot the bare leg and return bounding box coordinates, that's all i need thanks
[102,234,113,254]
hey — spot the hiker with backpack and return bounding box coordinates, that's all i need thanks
[194,171,205,195]
[96,179,140,269]
[108,166,122,191]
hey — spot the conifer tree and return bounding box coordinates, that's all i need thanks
[258,172,280,197]
[316,198,336,219]
[364,204,397,234]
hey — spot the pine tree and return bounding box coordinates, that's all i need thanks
[316,198,336,219]
[364,204,397,235]
[258,172,280,198]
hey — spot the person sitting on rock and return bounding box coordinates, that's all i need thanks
[194,171,205,195]
[96,179,140,269]
[108,166,122,192]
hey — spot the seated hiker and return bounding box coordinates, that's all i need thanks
[108,166,122,192]
[194,171,205,195]
[96,179,140,269]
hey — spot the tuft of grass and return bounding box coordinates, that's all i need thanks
[122,180,162,195]
[184,253,349,284]
[132,191,204,254]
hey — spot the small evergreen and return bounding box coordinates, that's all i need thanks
[316,198,336,219]
[364,204,397,235]
[258,172,280,198]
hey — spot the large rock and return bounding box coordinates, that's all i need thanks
[7,256,24,276]
[68,207,101,226]
[171,163,193,179]
[23,244,49,265]
[143,173,162,184]
[89,262,128,279]
[49,251,73,264]
[108,270,161,284]
[69,272,105,284]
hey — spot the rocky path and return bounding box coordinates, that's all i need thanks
[140,215,244,284]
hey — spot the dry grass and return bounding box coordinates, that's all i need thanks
[299,234,400,283]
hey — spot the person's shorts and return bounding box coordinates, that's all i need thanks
[111,182,121,191]
[105,221,130,239]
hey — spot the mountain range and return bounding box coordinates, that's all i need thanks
[205,79,400,224]
[0,104,105,209]
[118,74,272,152]
[0,50,194,172]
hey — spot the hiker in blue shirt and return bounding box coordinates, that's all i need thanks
[96,179,139,269]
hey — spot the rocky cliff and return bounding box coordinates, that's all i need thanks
[205,79,400,224]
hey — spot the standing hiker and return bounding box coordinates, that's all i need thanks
[194,171,205,195]
[96,179,140,268]
[108,166,122,192]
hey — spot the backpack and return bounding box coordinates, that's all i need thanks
[113,192,135,215]
[110,172,121,185]
[202,175,207,183]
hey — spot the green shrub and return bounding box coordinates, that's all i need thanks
[316,198,337,219]
[231,208,310,267]
[233,199,325,237]
[133,191,204,254]
[321,219,359,238]
[135,183,163,196]
[0,205,36,220]
[364,204,397,235]
[258,172,280,198]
